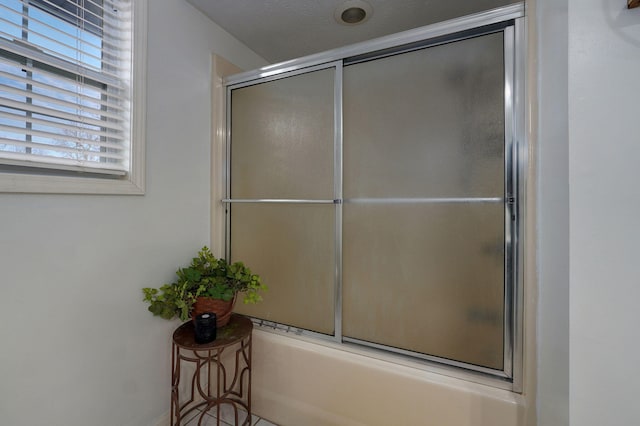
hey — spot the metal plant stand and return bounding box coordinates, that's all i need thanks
[171,314,253,426]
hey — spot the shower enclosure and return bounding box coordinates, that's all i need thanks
[223,4,525,387]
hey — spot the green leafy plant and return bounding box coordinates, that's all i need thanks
[142,246,266,321]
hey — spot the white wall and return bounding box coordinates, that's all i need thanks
[535,0,570,425]
[568,1,640,426]
[0,1,265,425]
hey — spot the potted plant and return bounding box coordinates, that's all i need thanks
[142,246,266,327]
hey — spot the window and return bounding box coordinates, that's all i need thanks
[0,0,146,193]
[224,6,525,389]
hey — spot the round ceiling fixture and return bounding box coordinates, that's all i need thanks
[334,0,373,25]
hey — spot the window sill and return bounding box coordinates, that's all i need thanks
[0,171,145,195]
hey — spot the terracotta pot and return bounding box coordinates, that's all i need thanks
[192,296,236,328]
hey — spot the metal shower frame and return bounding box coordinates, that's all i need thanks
[222,3,526,391]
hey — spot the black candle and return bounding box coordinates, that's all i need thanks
[194,312,217,344]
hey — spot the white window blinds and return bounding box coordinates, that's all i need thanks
[0,0,133,175]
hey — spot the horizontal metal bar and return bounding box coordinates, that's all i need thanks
[342,336,510,380]
[221,198,337,204]
[222,198,502,204]
[249,317,341,343]
[227,61,340,91]
[345,197,503,204]
[343,22,508,67]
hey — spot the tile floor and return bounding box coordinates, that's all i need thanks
[181,404,277,426]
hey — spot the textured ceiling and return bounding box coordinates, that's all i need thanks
[186,0,520,64]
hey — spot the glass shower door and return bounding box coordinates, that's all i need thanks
[342,32,507,370]
[228,67,337,335]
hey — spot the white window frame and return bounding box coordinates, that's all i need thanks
[0,0,147,194]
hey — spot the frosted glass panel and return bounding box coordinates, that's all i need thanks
[343,33,504,199]
[343,203,505,369]
[227,29,511,372]
[231,68,334,199]
[231,203,335,335]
